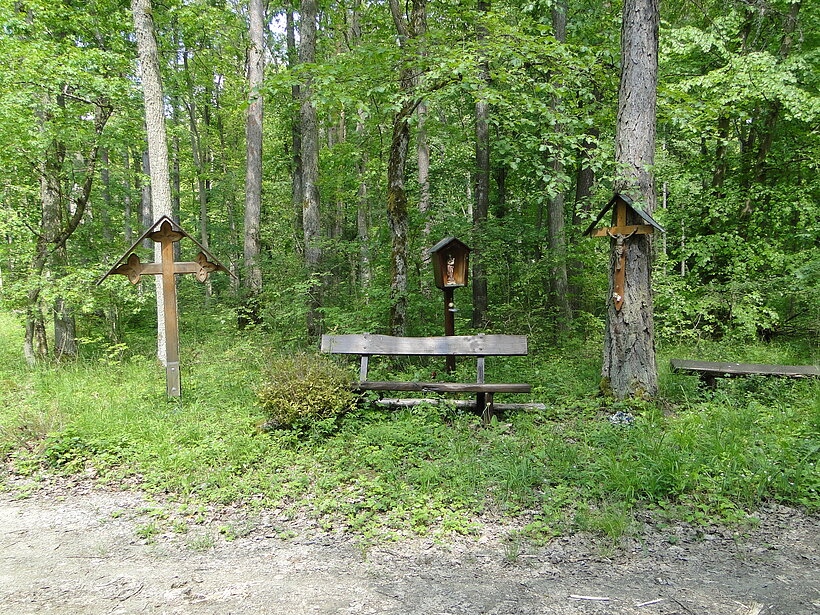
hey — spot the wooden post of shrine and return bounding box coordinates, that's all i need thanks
[584,193,665,311]
[98,216,235,397]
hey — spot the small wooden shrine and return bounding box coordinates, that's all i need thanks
[429,236,470,290]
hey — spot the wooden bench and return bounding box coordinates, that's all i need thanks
[321,333,533,424]
[670,359,819,388]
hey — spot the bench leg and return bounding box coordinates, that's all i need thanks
[480,392,495,426]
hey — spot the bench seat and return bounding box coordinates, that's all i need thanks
[356,382,532,393]
[671,359,819,388]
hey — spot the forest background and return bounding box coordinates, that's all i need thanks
[0,0,817,538]
[1,0,817,352]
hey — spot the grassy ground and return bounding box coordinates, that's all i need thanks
[0,308,817,543]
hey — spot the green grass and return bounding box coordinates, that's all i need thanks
[0,309,817,543]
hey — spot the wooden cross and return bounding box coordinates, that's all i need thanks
[583,193,665,311]
[98,216,234,397]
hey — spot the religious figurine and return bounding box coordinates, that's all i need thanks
[607,228,637,271]
[445,254,456,285]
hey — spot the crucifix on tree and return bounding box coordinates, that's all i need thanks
[583,193,665,311]
[98,216,235,397]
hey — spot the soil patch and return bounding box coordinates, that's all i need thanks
[1,480,817,614]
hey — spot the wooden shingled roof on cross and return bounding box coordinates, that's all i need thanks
[97,215,234,285]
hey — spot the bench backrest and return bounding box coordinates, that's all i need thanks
[321,334,528,357]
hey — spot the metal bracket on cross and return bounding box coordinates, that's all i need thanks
[97,216,236,397]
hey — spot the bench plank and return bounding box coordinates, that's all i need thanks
[321,334,527,356]
[357,381,531,393]
[671,359,819,378]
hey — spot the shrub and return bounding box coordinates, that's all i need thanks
[257,353,356,430]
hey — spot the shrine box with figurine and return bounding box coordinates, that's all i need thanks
[429,236,470,290]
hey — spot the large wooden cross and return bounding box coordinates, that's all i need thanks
[583,193,665,311]
[98,216,234,397]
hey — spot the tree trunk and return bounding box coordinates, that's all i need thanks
[140,148,152,246]
[472,0,490,328]
[387,0,426,336]
[286,6,304,244]
[132,0,175,366]
[124,149,133,244]
[602,0,659,399]
[301,0,322,337]
[99,148,114,244]
[241,0,265,326]
[546,0,571,331]
[356,113,371,291]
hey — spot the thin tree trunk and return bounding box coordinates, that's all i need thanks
[387,0,426,336]
[356,113,371,291]
[132,0,175,366]
[241,0,265,326]
[124,149,133,244]
[100,148,114,244]
[301,0,322,337]
[602,0,659,399]
[546,0,571,331]
[140,148,152,246]
[286,6,303,244]
[472,0,490,328]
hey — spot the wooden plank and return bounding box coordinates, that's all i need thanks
[375,399,546,411]
[670,359,819,378]
[588,224,655,238]
[321,334,528,356]
[356,381,531,393]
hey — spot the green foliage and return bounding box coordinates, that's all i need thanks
[257,354,357,431]
[0,309,817,542]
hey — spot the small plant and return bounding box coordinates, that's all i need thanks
[257,353,356,430]
[135,522,161,542]
[187,533,216,552]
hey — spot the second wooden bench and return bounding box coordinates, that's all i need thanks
[321,333,532,424]
[670,359,819,388]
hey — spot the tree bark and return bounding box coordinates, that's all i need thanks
[241,0,265,326]
[387,0,426,336]
[132,0,175,366]
[123,149,133,244]
[546,0,571,331]
[602,0,659,399]
[300,0,322,337]
[356,112,371,291]
[286,6,304,244]
[472,0,490,328]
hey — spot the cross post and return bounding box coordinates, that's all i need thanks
[98,216,233,397]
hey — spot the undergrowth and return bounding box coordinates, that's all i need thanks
[0,309,817,543]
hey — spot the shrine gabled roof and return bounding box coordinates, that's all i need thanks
[428,236,471,256]
[97,215,234,285]
[583,193,666,237]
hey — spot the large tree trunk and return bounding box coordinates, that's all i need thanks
[471,0,490,328]
[300,0,322,337]
[602,0,659,399]
[241,0,265,326]
[132,0,175,366]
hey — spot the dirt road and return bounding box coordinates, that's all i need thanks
[0,482,817,614]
